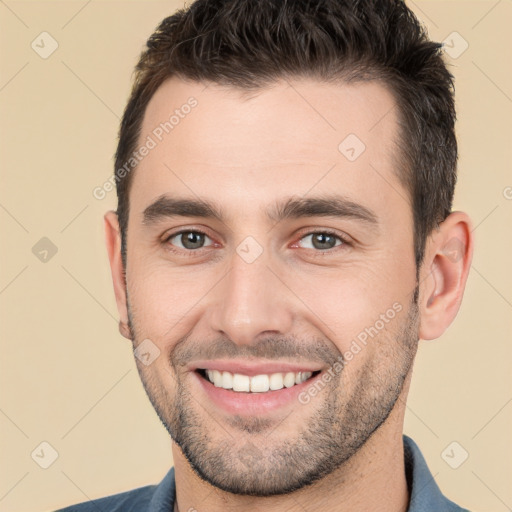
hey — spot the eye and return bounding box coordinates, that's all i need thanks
[297,231,346,251]
[166,230,214,250]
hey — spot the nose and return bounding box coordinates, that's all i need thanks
[208,249,295,346]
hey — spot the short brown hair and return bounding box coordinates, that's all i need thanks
[114,0,457,269]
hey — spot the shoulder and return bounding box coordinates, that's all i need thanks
[54,484,156,512]
[54,467,176,512]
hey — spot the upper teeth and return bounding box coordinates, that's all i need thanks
[205,370,313,392]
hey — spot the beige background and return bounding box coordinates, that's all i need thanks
[0,1,511,511]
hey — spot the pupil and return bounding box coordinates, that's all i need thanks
[313,233,335,250]
[183,232,204,249]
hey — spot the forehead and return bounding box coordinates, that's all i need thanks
[129,76,408,224]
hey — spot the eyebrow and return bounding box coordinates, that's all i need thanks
[142,194,378,228]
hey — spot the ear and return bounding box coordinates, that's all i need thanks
[104,211,132,340]
[418,211,474,340]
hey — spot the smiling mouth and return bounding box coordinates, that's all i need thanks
[196,369,321,393]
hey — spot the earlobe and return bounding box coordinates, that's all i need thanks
[419,212,474,341]
[118,320,133,340]
[104,211,132,340]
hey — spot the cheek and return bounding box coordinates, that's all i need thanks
[288,262,412,354]
[127,261,218,338]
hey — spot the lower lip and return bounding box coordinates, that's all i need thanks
[193,371,321,416]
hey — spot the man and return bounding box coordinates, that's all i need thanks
[57,0,474,510]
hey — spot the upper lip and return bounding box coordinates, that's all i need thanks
[189,359,325,376]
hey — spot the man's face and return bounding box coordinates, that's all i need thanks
[123,77,420,495]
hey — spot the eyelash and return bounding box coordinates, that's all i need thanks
[163,228,351,257]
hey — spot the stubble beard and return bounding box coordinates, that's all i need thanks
[128,293,419,496]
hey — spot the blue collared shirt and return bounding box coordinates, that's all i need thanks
[55,435,470,511]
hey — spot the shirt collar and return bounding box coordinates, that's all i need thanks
[404,435,468,511]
